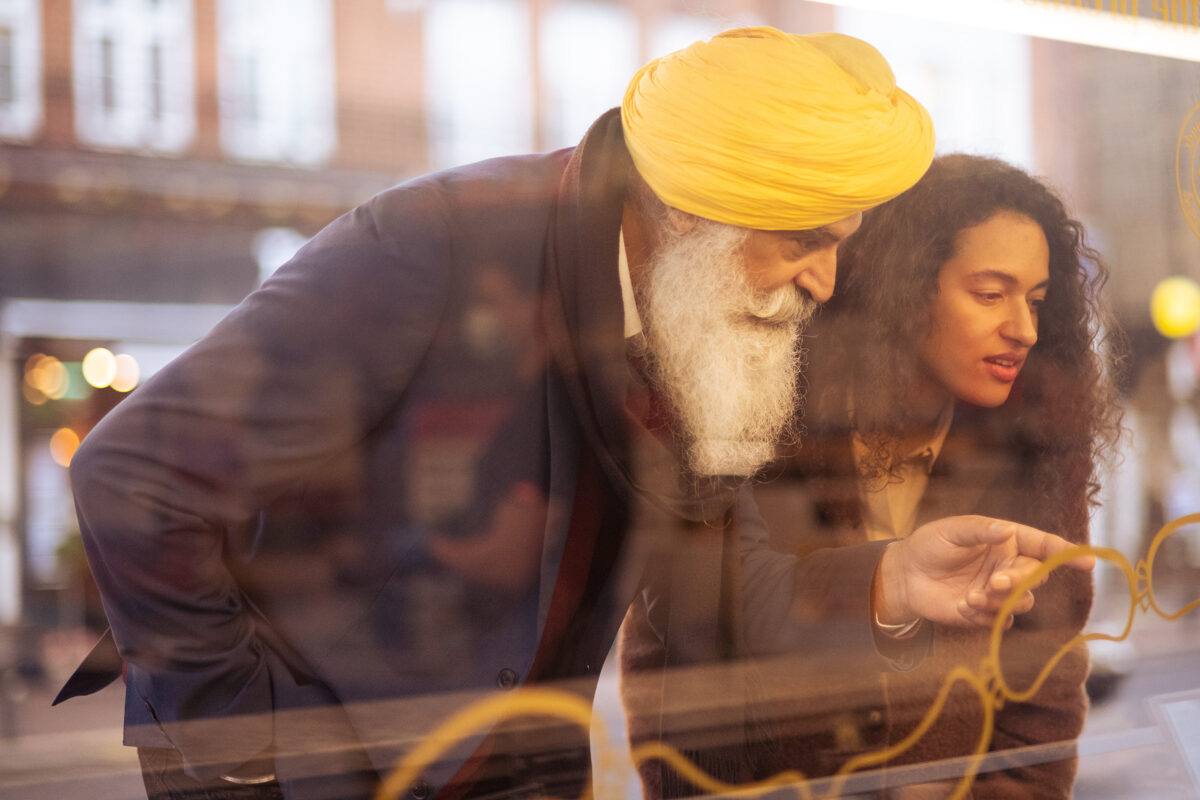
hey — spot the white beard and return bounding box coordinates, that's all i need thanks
[637,218,816,477]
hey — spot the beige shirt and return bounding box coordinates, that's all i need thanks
[618,228,643,338]
[853,402,954,542]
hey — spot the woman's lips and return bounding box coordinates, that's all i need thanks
[984,355,1024,383]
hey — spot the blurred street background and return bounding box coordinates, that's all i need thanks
[3,1,1200,797]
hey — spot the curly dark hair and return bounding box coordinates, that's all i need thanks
[820,153,1124,536]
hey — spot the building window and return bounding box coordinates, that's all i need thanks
[148,41,164,121]
[98,35,116,111]
[424,0,533,169]
[73,0,194,153]
[648,13,730,61]
[835,7,1034,170]
[539,1,637,150]
[0,0,42,140]
[217,0,337,167]
[0,27,14,106]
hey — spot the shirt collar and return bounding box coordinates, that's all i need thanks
[849,392,956,476]
[618,226,643,339]
[898,401,955,475]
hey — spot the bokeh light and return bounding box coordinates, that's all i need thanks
[1151,276,1200,339]
[111,353,140,392]
[49,427,81,468]
[22,381,47,406]
[82,347,118,388]
[24,354,69,399]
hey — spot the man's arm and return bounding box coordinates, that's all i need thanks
[69,190,453,779]
[737,494,1092,660]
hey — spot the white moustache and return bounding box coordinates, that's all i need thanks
[744,287,816,326]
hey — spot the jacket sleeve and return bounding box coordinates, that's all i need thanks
[735,488,927,669]
[69,186,454,779]
[619,488,921,800]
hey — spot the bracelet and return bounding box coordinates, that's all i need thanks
[219,772,277,785]
[874,612,923,639]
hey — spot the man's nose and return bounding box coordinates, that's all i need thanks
[794,249,837,304]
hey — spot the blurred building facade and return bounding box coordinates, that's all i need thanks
[1,0,426,628]
[0,0,844,632]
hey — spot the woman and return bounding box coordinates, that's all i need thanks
[619,153,1123,799]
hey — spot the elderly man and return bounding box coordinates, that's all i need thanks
[59,27,1088,800]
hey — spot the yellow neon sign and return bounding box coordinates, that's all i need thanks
[374,512,1200,800]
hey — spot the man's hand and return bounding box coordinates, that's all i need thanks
[872,515,1094,629]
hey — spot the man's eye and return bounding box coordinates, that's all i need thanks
[973,292,1003,304]
[789,240,819,257]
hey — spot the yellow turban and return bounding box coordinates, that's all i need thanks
[621,27,934,230]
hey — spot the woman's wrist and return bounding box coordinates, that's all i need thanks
[872,541,922,632]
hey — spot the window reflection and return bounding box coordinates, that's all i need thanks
[1,4,1200,800]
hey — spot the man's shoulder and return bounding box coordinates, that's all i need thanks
[388,149,575,206]
[353,149,577,246]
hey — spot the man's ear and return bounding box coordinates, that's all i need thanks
[665,206,697,234]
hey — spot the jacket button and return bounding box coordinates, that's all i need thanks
[868,709,884,725]
[497,668,519,689]
[410,780,430,800]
